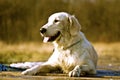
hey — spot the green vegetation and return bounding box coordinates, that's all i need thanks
[0,0,120,43]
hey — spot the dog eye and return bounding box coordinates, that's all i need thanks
[54,19,59,23]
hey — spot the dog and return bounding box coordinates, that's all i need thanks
[21,12,98,77]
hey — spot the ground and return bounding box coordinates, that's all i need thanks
[0,71,120,80]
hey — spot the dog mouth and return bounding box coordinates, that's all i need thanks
[43,31,60,42]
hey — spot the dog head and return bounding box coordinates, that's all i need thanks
[40,12,81,43]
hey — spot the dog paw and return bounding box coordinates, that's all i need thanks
[69,70,81,77]
[22,65,41,75]
[22,69,34,75]
[69,65,81,77]
[22,68,37,75]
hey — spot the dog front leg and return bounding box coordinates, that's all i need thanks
[69,65,81,77]
[69,65,95,77]
[22,63,58,75]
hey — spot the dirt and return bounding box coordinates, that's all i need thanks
[0,69,120,80]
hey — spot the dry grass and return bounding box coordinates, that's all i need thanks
[0,42,53,63]
[93,42,120,68]
[0,41,120,68]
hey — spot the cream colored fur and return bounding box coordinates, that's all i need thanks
[21,12,98,77]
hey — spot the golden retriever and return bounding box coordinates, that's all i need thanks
[21,12,98,77]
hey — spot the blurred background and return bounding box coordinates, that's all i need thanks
[0,0,120,43]
[0,0,120,68]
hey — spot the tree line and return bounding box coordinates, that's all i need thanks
[0,0,120,43]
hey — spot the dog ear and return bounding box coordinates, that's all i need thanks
[68,15,81,36]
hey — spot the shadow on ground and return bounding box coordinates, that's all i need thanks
[0,69,120,80]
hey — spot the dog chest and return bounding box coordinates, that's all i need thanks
[55,49,76,73]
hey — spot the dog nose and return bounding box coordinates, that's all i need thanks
[40,28,47,34]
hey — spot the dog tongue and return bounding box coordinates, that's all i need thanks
[43,37,49,43]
